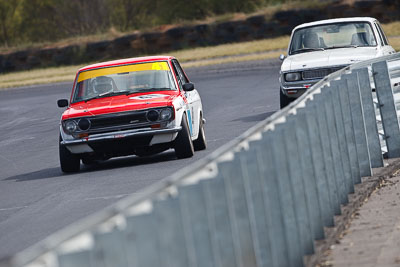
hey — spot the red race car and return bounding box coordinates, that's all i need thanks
[57,56,206,173]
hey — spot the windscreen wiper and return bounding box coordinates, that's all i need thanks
[325,45,359,50]
[135,87,172,92]
[291,48,325,54]
[84,90,132,102]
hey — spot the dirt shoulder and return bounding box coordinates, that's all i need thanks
[308,159,400,267]
[322,172,400,266]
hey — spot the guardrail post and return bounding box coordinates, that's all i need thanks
[238,145,273,267]
[125,212,161,266]
[250,133,290,267]
[92,229,128,267]
[372,60,400,158]
[201,174,238,267]
[316,89,349,205]
[303,99,334,228]
[292,109,325,240]
[58,250,94,267]
[313,93,341,215]
[323,86,350,203]
[343,72,372,178]
[218,158,257,267]
[268,125,304,267]
[178,183,216,267]
[331,78,362,186]
[326,85,355,194]
[354,67,384,168]
[283,115,315,255]
[331,78,361,186]
[153,196,190,267]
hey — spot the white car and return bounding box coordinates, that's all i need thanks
[279,17,395,108]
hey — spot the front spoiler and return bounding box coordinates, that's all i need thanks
[61,127,182,146]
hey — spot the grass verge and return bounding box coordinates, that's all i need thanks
[1,21,400,89]
[0,37,289,89]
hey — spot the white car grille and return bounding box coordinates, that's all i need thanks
[302,66,346,80]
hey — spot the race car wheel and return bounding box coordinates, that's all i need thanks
[82,157,96,165]
[280,88,292,109]
[59,136,80,173]
[193,116,207,151]
[174,115,194,159]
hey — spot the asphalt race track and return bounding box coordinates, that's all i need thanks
[0,59,281,259]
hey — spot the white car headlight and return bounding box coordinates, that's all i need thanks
[285,72,302,82]
[160,108,172,120]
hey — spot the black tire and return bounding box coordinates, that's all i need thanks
[193,116,207,151]
[135,145,169,157]
[59,137,80,173]
[81,157,96,165]
[82,154,110,165]
[280,88,292,109]
[174,115,194,159]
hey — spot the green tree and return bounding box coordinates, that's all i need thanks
[53,0,110,36]
[0,0,19,46]
[107,0,157,31]
[0,0,291,47]
[15,0,60,43]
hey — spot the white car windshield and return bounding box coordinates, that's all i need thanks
[72,61,177,103]
[289,22,377,55]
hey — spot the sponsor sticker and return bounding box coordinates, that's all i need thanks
[78,62,170,82]
[129,94,168,100]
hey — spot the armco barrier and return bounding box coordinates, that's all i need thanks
[2,53,400,267]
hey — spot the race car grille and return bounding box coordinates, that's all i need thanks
[302,66,346,80]
[89,111,149,132]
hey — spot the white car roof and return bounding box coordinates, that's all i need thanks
[292,17,377,32]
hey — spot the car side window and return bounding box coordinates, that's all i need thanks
[172,59,189,85]
[171,61,184,91]
[374,23,385,46]
[376,22,389,45]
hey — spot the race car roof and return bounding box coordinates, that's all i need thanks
[78,56,175,73]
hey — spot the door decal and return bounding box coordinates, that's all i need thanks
[187,109,193,136]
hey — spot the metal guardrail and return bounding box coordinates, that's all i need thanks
[2,53,400,267]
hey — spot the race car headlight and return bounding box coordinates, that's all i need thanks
[285,72,302,82]
[78,118,91,131]
[160,108,172,120]
[147,110,159,122]
[63,120,77,134]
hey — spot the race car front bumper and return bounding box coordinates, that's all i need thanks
[61,126,182,154]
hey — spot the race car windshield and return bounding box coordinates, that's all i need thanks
[72,61,177,103]
[289,22,377,55]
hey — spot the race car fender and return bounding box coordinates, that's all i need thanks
[172,96,188,129]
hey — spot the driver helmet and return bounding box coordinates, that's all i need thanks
[93,76,113,94]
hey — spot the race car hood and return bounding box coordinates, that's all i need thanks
[62,92,177,120]
[281,47,380,72]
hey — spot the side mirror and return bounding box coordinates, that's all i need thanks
[183,82,195,91]
[279,54,286,61]
[57,99,69,108]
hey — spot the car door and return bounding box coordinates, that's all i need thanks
[171,59,199,138]
[374,21,395,55]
